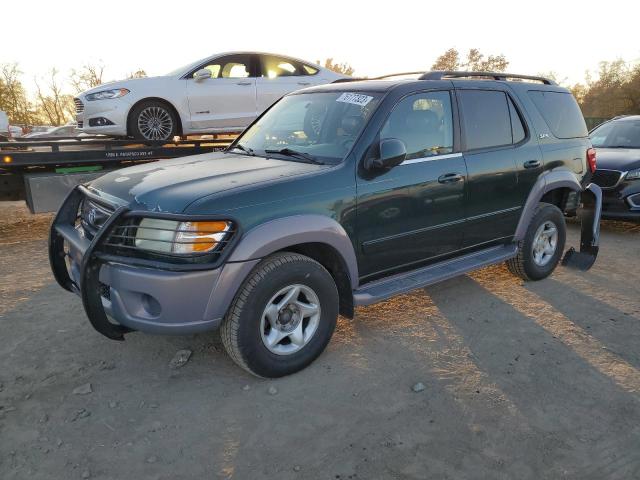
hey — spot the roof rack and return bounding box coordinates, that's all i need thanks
[419,71,557,85]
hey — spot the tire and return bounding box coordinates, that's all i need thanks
[128,100,178,141]
[506,202,566,281]
[220,252,339,378]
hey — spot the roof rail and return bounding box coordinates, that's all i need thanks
[419,71,557,85]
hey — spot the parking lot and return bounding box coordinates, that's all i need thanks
[1,202,640,479]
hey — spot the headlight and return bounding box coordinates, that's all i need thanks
[626,168,640,181]
[134,218,231,254]
[85,88,130,101]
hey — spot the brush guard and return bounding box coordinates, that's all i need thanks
[561,183,602,271]
[48,186,134,341]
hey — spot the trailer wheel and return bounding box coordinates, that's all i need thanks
[129,100,178,141]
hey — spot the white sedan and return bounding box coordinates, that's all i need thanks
[75,52,346,141]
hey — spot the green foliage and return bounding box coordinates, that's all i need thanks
[431,48,509,72]
[576,60,640,117]
[317,58,354,76]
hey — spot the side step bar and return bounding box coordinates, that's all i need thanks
[353,244,518,306]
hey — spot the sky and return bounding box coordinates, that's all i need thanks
[4,0,639,95]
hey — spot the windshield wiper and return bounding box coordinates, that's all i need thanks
[264,147,325,165]
[227,143,255,156]
[599,145,638,149]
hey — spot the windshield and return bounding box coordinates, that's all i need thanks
[234,91,382,164]
[165,57,206,76]
[591,120,640,148]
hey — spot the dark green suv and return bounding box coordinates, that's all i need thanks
[50,71,602,377]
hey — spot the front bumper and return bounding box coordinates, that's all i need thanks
[76,96,130,136]
[49,186,257,340]
[600,181,640,221]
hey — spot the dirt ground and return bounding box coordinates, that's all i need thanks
[1,201,640,480]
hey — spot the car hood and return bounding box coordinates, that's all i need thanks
[595,148,640,171]
[81,76,170,96]
[87,152,328,212]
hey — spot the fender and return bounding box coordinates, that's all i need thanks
[228,214,360,289]
[514,169,583,241]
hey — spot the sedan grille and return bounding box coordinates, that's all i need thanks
[74,98,84,114]
[591,169,622,189]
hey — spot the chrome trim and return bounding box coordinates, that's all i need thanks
[401,152,463,165]
[593,168,626,189]
[627,193,640,209]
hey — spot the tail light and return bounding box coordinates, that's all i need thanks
[587,147,597,173]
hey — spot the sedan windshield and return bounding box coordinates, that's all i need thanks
[591,120,640,148]
[233,91,382,164]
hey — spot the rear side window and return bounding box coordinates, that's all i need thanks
[459,90,512,150]
[528,90,587,138]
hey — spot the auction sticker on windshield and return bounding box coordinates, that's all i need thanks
[336,92,373,106]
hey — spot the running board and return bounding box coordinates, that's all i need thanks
[353,244,518,306]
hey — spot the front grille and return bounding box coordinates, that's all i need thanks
[80,198,115,240]
[77,121,83,128]
[591,169,622,189]
[74,98,84,114]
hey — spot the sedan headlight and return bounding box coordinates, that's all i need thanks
[85,88,130,101]
[134,218,231,254]
[626,168,640,181]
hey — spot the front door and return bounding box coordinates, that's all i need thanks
[356,90,467,280]
[186,54,257,131]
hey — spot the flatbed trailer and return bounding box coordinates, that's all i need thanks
[0,135,234,213]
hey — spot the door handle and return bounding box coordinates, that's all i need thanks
[438,173,464,184]
[298,81,311,86]
[236,81,252,86]
[524,160,541,169]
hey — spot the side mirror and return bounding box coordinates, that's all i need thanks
[193,69,212,82]
[368,138,407,170]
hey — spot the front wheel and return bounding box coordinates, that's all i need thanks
[220,252,339,377]
[507,203,566,281]
[129,100,178,141]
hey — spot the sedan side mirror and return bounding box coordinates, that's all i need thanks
[367,138,407,170]
[193,69,212,82]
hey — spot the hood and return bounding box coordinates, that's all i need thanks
[81,76,169,96]
[595,147,640,171]
[87,152,327,212]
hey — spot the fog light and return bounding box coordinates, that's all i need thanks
[141,293,161,317]
[88,117,115,127]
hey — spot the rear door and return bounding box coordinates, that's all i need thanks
[185,54,257,130]
[457,87,539,246]
[256,55,325,113]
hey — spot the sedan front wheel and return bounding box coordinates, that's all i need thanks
[129,100,178,141]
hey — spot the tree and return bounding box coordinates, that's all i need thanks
[431,48,460,71]
[431,48,509,72]
[127,69,147,79]
[70,63,105,94]
[34,68,74,126]
[576,60,640,117]
[0,63,37,125]
[317,58,354,76]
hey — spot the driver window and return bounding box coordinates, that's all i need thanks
[381,91,454,160]
[195,55,251,79]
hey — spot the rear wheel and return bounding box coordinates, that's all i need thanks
[507,203,566,281]
[220,252,339,377]
[129,100,178,141]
